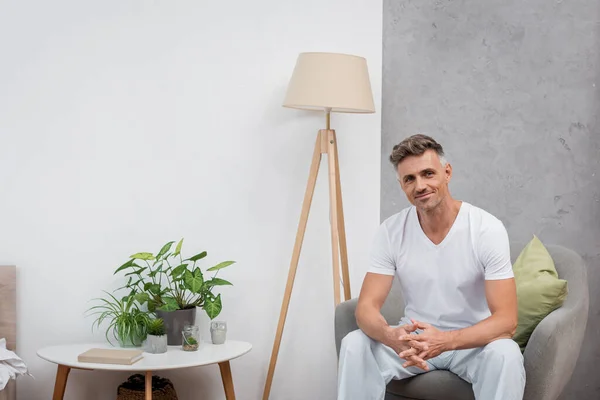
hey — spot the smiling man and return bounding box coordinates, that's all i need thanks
[337,134,525,400]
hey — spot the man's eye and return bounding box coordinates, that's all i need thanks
[426,171,433,176]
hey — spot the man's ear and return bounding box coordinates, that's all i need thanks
[445,163,452,181]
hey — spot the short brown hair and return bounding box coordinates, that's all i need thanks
[389,134,446,169]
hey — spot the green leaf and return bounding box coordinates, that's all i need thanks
[207,261,236,272]
[156,241,175,260]
[173,238,184,257]
[184,269,204,293]
[171,264,188,278]
[205,278,233,287]
[129,279,141,288]
[157,297,180,312]
[148,284,161,295]
[130,252,155,261]
[147,300,158,312]
[125,267,147,277]
[143,283,161,294]
[134,293,150,304]
[114,259,134,274]
[204,294,222,319]
[187,251,207,262]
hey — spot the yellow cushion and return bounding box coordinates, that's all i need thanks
[512,235,568,352]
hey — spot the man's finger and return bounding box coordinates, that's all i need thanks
[399,334,421,341]
[401,355,425,366]
[409,340,428,351]
[399,348,417,358]
[410,318,423,328]
[411,355,428,370]
[403,355,428,371]
[411,319,433,329]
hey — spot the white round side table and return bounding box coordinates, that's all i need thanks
[37,340,252,400]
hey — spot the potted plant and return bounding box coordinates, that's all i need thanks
[182,325,200,352]
[87,291,151,347]
[144,318,167,354]
[182,336,199,352]
[113,238,235,345]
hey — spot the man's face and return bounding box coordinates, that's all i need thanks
[396,149,452,212]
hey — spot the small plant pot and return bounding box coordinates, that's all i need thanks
[182,325,200,351]
[118,331,145,348]
[144,334,168,354]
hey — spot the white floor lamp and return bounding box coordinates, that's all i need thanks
[263,52,375,399]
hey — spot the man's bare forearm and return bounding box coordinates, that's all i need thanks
[355,303,397,346]
[445,312,516,351]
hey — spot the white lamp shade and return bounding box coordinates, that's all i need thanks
[283,52,375,114]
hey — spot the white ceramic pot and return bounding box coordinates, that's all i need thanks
[145,334,168,354]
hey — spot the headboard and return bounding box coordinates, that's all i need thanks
[0,266,16,400]
[0,266,16,351]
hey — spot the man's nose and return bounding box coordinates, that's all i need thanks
[415,177,427,193]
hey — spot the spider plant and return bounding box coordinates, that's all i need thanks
[87,291,151,347]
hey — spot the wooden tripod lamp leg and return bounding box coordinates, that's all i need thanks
[262,132,323,400]
[331,130,352,301]
[326,129,342,306]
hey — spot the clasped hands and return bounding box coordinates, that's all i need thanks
[387,319,449,371]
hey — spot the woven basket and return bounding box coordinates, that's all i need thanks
[116,374,178,400]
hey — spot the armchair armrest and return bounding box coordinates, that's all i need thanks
[334,281,406,358]
[522,256,589,400]
[334,298,359,357]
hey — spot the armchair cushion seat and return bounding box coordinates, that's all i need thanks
[386,371,474,400]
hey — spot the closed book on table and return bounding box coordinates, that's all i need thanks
[78,348,143,365]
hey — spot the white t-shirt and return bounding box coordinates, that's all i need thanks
[368,201,513,331]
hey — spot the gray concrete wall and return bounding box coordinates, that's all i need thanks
[381,1,599,398]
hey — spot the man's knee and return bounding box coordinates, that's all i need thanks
[481,339,524,370]
[340,329,372,353]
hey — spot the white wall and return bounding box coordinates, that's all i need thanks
[0,1,382,399]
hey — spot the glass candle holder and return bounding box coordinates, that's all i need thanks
[182,324,200,351]
[210,321,227,345]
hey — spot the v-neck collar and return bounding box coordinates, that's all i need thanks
[413,201,466,250]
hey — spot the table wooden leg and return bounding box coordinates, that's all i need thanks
[145,371,152,400]
[218,361,236,400]
[52,364,71,400]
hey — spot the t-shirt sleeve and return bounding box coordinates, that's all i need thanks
[367,223,396,276]
[478,218,514,280]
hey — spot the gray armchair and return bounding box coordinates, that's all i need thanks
[334,243,589,400]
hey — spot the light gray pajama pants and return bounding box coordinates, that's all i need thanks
[337,319,525,400]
